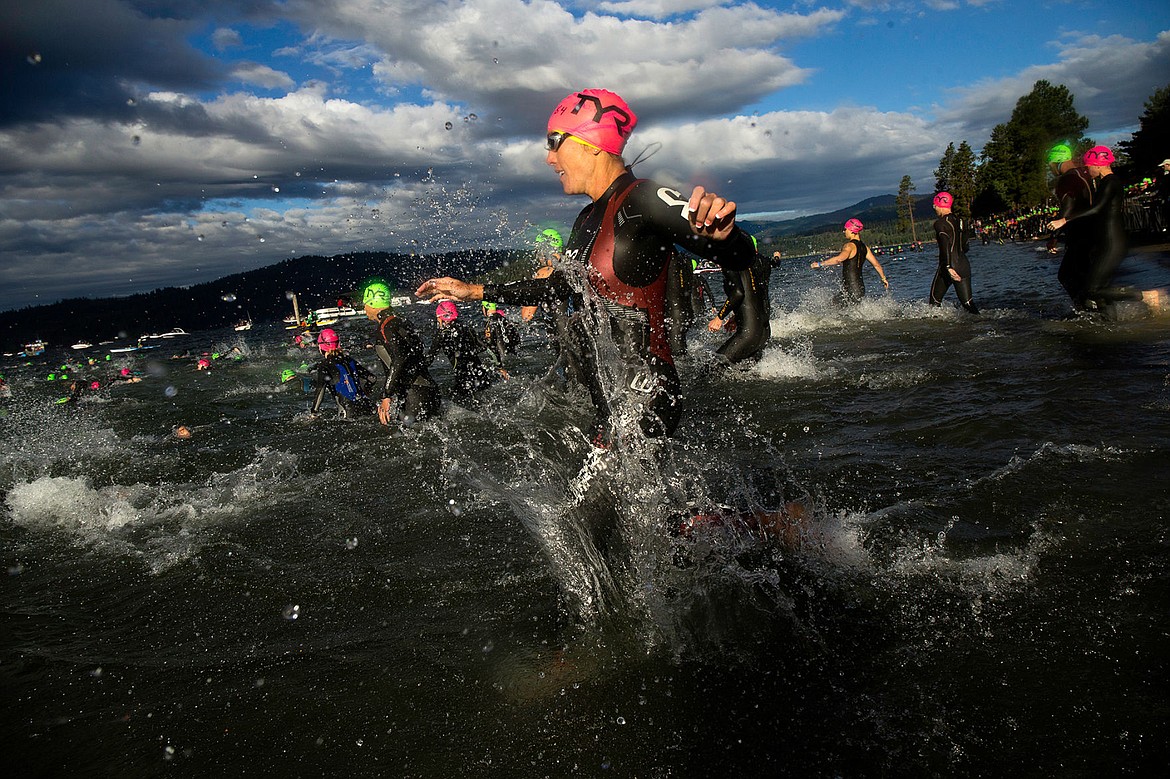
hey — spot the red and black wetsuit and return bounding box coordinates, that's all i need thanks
[483,171,753,445]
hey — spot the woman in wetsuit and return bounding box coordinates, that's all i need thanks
[1046,143,1096,306]
[1047,146,1137,315]
[428,301,499,402]
[310,328,376,419]
[361,281,441,426]
[417,88,753,447]
[928,192,979,313]
[811,218,888,304]
[708,236,772,364]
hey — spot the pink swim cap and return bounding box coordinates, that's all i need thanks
[933,191,954,209]
[435,301,458,323]
[1083,145,1115,167]
[317,328,339,352]
[844,218,864,233]
[547,89,637,155]
[90,381,101,390]
[120,368,131,377]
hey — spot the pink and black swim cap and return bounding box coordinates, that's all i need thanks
[435,301,459,323]
[317,328,339,352]
[844,218,864,233]
[933,191,954,209]
[547,89,637,155]
[1083,145,1115,167]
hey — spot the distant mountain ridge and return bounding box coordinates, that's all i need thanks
[0,249,521,353]
[741,193,937,243]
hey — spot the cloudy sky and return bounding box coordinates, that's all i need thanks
[1,0,1168,311]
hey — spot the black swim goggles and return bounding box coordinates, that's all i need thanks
[546,131,599,152]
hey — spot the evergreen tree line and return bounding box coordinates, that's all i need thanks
[918,79,1170,220]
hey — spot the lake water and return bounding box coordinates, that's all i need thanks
[3,240,1169,776]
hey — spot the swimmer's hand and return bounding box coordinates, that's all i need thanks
[687,186,737,239]
[948,268,963,282]
[415,278,484,302]
[377,397,393,425]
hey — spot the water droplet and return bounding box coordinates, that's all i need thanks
[164,386,178,398]
[258,236,266,243]
[221,293,236,302]
[468,113,478,122]
[127,98,136,107]
[27,52,42,65]
[282,604,300,620]
[345,537,358,550]
[492,57,499,64]
[616,716,626,725]
[8,563,24,576]
[802,426,809,432]
[197,234,204,241]
[272,186,280,193]
[131,135,141,146]
[444,121,453,130]
[482,640,494,653]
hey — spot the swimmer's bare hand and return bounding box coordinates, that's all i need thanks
[1047,218,1067,231]
[687,186,737,239]
[378,397,393,425]
[948,268,962,282]
[415,277,484,302]
[707,316,723,333]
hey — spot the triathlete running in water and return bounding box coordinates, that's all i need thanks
[309,328,376,419]
[362,281,441,426]
[708,235,773,364]
[928,192,979,313]
[1047,146,1164,317]
[417,88,754,447]
[480,301,518,366]
[1046,143,1096,306]
[811,218,889,304]
[428,301,501,402]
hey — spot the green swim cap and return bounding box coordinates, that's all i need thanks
[1048,143,1073,164]
[362,280,393,309]
[482,301,498,314]
[537,228,563,249]
[280,369,296,383]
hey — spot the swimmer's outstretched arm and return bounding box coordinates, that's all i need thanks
[811,243,855,269]
[416,277,484,302]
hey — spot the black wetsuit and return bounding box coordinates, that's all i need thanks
[372,310,441,423]
[428,320,497,401]
[715,251,772,363]
[1054,165,1095,304]
[482,171,754,445]
[840,238,868,304]
[311,351,376,418]
[1061,173,1133,312]
[482,314,518,365]
[930,214,979,313]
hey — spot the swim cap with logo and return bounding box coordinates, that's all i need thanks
[547,89,637,155]
[537,228,563,250]
[481,301,498,315]
[435,301,458,323]
[280,369,296,383]
[933,191,954,209]
[317,328,339,352]
[844,218,864,233]
[1047,143,1073,164]
[362,281,393,310]
[1083,146,1115,167]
